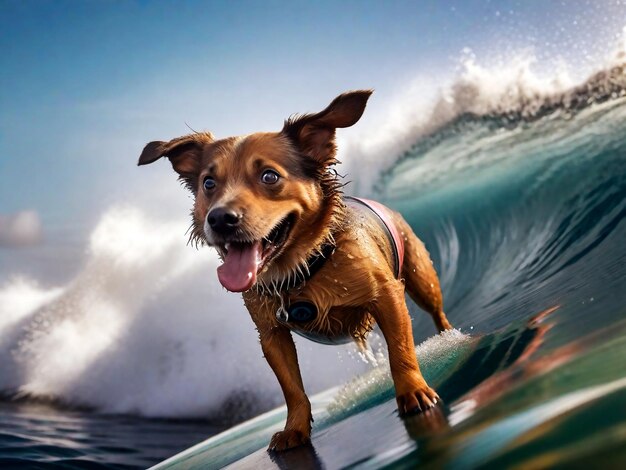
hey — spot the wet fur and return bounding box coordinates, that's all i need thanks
[138,90,453,451]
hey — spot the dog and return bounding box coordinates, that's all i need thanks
[138,90,453,451]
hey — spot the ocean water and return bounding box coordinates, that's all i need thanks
[1,49,626,468]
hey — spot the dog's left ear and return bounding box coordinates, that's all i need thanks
[282,90,372,165]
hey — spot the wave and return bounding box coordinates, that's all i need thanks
[0,207,371,420]
[377,59,626,335]
[375,62,626,201]
[339,34,626,194]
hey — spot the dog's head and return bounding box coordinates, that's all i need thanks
[138,90,372,292]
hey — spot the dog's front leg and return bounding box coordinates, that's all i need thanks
[259,325,312,451]
[372,280,440,415]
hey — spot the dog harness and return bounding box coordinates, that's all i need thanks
[276,197,405,344]
[344,196,405,278]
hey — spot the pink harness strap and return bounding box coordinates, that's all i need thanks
[346,197,405,279]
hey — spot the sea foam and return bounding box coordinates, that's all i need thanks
[0,207,370,419]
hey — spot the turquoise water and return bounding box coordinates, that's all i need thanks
[375,93,626,468]
[1,60,626,470]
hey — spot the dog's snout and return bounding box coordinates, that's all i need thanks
[207,207,241,234]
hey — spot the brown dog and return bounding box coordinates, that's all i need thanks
[138,90,452,451]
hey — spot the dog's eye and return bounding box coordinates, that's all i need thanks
[261,170,280,185]
[203,177,216,191]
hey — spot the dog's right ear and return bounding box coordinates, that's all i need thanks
[138,133,213,191]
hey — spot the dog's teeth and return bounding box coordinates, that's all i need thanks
[225,243,230,250]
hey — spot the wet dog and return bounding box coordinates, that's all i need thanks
[138,90,453,451]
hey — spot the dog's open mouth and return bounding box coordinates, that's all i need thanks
[216,213,296,292]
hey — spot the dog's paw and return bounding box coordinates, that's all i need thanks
[396,385,440,416]
[268,429,311,451]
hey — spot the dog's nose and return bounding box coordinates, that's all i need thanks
[207,207,241,234]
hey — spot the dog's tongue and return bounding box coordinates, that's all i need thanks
[217,242,262,292]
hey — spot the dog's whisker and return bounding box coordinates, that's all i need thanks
[297,264,305,279]
[302,262,311,276]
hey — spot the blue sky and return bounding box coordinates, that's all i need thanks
[1,0,625,227]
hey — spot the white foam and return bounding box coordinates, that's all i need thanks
[0,278,63,335]
[0,206,369,418]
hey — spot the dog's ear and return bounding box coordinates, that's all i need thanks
[282,90,372,165]
[138,133,213,191]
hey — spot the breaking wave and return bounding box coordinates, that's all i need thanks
[0,208,370,420]
[340,33,626,193]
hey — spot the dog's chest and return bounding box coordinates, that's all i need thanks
[246,229,390,344]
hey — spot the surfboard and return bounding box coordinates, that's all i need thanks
[150,329,477,469]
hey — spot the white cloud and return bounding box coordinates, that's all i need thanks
[0,210,43,247]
